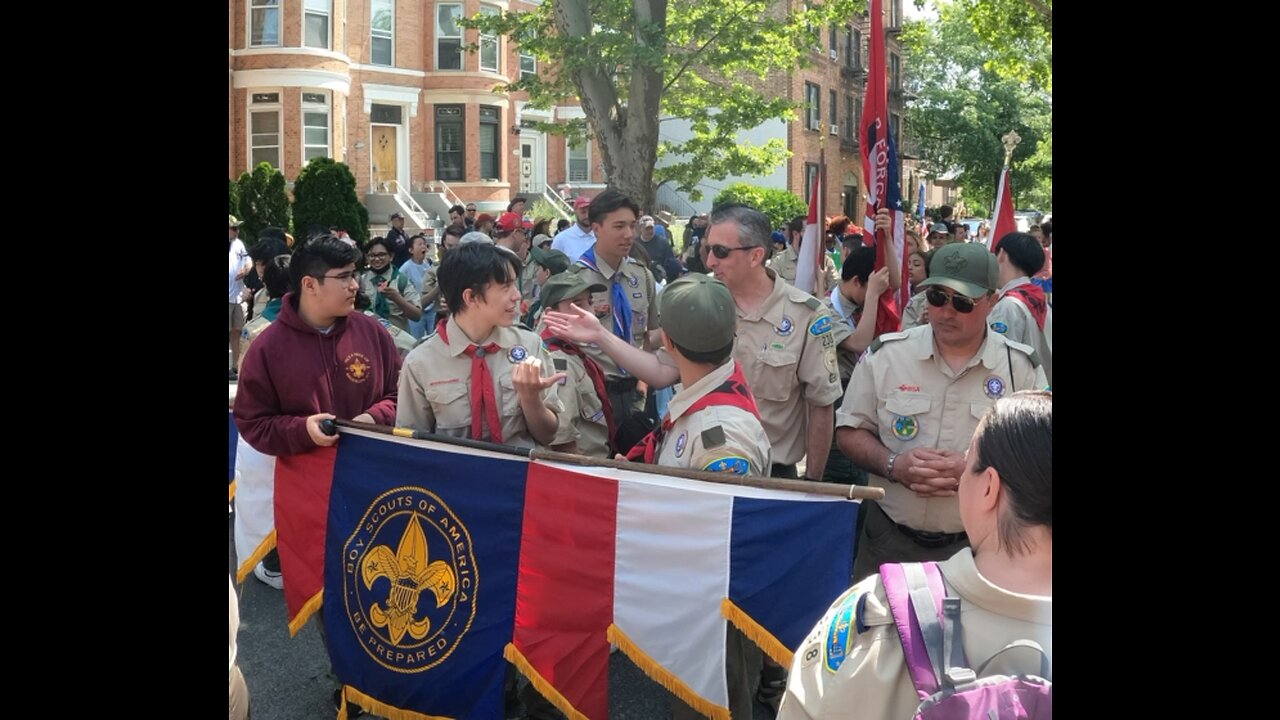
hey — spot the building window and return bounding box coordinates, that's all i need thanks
[302,92,330,163]
[855,101,862,140]
[891,54,901,90]
[567,139,589,182]
[250,0,279,47]
[520,52,537,80]
[890,0,901,28]
[829,89,837,129]
[371,104,402,125]
[805,82,820,131]
[805,162,819,202]
[854,29,862,68]
[479,5,500,73]
[304,0,330,49]
[890,113,902,149]
[436,4,463,70]
[371,0,394,66]
[479,106,500,179]
[844,25,853,67]
[249,93,281,169]
[435,105,464,181]
[844,94,854,140]
[829,25,838,55]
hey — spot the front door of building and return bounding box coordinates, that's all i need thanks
[519,137,542,195]
[373,126,397,192]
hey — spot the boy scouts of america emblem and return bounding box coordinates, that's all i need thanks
[344,352,372,383]
[990,321,1008,334]
[775,316,794,336]
[892,415,919,441]
[342,488,477,673]
[628,274,639,287]
[674,431,688,457]
[984,375,1005,399]
[508,346,528,363]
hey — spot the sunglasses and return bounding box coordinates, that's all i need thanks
[707,244,756,259]
[924,287,979,314]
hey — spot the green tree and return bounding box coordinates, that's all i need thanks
[713,183,809,230]
[900,2,1051,213]
[468,0,861,211]
[291,158,371,246]
[235,162,291,245]
[228,179,239,218]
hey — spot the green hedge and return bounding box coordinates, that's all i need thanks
[712,183,809,231]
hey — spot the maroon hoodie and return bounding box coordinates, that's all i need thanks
[233,292,401,456]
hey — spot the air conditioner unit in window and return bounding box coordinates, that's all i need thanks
[830,124,839,136]
[829,49,838,60]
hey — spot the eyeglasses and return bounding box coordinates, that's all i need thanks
[707,244,756,259]
[466,207,477,212]
[924,288,979,314]
[318,271,359,284]
[366,252,390,259]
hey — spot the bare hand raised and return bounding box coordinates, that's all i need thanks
[543,303,608,345]
[512,358,567,398]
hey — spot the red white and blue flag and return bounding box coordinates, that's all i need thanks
[860,0,907,336]
[794,150,826,295]
[989,165,1017,253]
[264,429,859,719]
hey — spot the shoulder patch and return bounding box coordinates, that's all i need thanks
[700,425,727,448]
[824,590,865,673]
[803,295,823,311]
[868,330,908,354]
[702,456,750,475]
[553,358,568,371]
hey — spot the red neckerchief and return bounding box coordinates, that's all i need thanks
[625,361,761,464]
[438,322,504,443]
[1005,283,1047,331]
[540,328,617,451]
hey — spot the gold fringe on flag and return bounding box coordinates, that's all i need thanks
[228,478,237,503]
[721,598,794,668]
[234,529,278,584]
[606,624,730,720]
[503,644,590,720]
[338,685,452,720]
[287,589,324,637]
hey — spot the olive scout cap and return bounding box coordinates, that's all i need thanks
[540,272,606,310]
[919,242,998,298]
[659,275,737,352]
[529,246,571,275]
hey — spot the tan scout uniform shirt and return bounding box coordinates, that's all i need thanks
[655,360,771,476]
[734,270,843,466]
[836,325,1047,532]
[821,288,860,385]
[359,267,422,334]
[520,257,540,301]
[397,315,565,449]
[768,246,839,294]
[989,277,1053,387]
[546,346,610,458]
[778,547,1052,720]
[362,310,418,359]
[901,291,929,330]
[237,305,276,369]
[569,253,660,378]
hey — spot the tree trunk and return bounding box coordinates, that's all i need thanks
[554,0,665,212]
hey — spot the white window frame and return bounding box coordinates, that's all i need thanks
[520,52,536,80]
[249,0,280,48]
[302,91,330,164]
[479,5,501,73]
[567,138,590,183]
[304,0,330,50]
[371,0,395,67]
[248,91,282,171]
[436,3,464,71]
[805,82,820,130]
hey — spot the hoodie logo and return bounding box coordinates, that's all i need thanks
[345,352,372,383]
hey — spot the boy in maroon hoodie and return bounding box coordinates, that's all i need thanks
[234,234,401,456]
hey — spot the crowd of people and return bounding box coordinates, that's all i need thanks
[228,189,1053,719]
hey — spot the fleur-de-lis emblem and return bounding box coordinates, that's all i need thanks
[349,359,368,379]
[362,513,457,645]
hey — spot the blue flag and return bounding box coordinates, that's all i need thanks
[917,181,926,222]
[324,433,528,719]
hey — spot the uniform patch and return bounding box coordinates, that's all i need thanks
[241,328,250,340]
[821,333,835,349]
[770,342,786,350]
[343,352,373,383]
[775,316,795,336]
[892,415,919,441]
[984,375,1005,399]
[824,596,856,673]
[801,644,822,669]
[632,292,643,298]
[808,315,833,336]
[703,456,750,475]
[628,274,639,287]
[701,425,727,448]
[824,348,838,373]
[990,321,1009,334]
[508,345,529,363]
[898,384,921,392]
[553,358,568,371]
[674,431,688,458]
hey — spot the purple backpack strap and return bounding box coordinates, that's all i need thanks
[880,562,949,700]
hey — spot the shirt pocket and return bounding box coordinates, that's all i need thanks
[879,391,934,449]
[578,382,605,423]
[425,381,471,430]
[752,349,799,402]
[498,374,525,418]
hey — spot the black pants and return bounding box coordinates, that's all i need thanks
[852,502,970,583]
